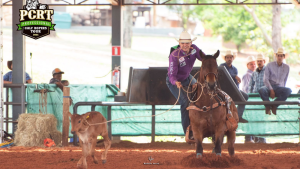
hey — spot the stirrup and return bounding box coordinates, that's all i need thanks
[185,125,195,144]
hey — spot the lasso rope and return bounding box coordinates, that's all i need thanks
[86,86,181,126]
[86,71,203,126]
[95,70,113,78]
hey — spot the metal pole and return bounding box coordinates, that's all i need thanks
[108,106,112,140]
[151,105,155,143]
[0,0,4,144]
[12,0,26,133]
[111,5,122,90]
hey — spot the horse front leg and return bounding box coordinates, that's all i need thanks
[226,130,236,156]
[192,126,204,158]
[196,138,204,158]
[214,130,225,157]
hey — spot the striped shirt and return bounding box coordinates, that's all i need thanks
[264,61,289,90]
[248,66,266,93]
[241,69,253,93]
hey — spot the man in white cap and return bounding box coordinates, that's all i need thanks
[220,51,249,124]
[241,56,256,93]
[247,53,268,143]
[258,47,292,115]
[166,31,205,143]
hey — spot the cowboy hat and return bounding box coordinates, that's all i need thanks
[274,47,289,59]
[256,53,269,63]
[175,31,197,43]
[246,56,256,65]
[221,50,236,61]
[7,60,12,70]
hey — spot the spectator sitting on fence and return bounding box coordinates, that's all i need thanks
[220,51,249,125]
[258,47,292,115]
[49,68,69,91]
[247,53,268,143]
[3,60,32,84]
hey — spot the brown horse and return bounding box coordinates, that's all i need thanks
[188,50,239,158]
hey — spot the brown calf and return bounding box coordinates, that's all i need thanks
[69,111,111,169]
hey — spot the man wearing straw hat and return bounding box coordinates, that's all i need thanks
[248,54,267,94]
[166,31,205,143]
[220,51,249,124]
[241,56,256,93]
[3,60,32,84]
[258,47,292,115]
[247,53,268,143]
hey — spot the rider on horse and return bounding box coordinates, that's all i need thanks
[166,31,205,142]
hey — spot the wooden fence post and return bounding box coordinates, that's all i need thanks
[62,87,70,146]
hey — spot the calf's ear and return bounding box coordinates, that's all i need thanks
[82,112,91,120]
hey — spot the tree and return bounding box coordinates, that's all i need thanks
[194,6,258,52]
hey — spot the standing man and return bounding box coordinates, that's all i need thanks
[166,31,205,143]
[241,56,256,93]
[220,51,249,125]
[247,53,268,143]
[3,60,32,84]
[239,55,256,143]
[49,68,69,91]
[258,48,292,115]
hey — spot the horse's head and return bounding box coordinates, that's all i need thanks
[199,50,220,91]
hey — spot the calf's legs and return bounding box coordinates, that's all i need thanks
[101,131,111,164]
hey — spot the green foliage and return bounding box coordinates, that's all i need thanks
[194,6,260,52]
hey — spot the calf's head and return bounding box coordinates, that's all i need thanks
[68,112,91,134]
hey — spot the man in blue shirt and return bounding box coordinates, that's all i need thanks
[258,48,292,115]
[3,60,32,84]
[220,51,249,124]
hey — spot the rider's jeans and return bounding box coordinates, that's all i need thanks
[166,74,196,134]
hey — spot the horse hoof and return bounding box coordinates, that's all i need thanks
[102,160,107,164]
[196,153,202,159]
[212,148,215,154]
[216,153,221,157]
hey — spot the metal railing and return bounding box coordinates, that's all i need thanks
[2,84,27,134]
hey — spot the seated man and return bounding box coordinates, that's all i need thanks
[258,48,292,115]
[247,53,268,143]
[220,50,249,123]
[3,60,32,84]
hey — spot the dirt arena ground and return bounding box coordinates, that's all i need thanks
[1,141,300,169]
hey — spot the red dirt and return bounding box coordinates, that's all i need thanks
[1,141,300,169]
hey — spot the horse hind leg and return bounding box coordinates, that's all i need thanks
[227,130,236,156]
